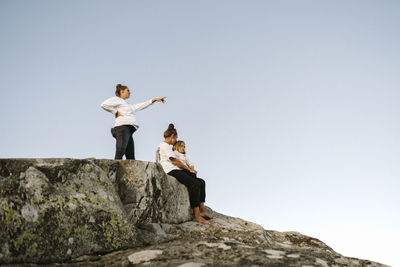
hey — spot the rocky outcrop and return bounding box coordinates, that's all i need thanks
[0,158,190,264]
[62,210,387,267]
[0,159,387,266]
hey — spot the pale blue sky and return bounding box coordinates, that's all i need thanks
[1,1,399,266]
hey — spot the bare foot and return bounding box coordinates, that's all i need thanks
[200,212,214,220]
[193,215,210,225]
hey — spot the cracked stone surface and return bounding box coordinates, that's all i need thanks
[0,158,388,266]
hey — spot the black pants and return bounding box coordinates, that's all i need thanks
[168,169,206,208]
[111,125,136,160]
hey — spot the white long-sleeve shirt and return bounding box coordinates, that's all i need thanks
[101,96,153,128]
[173,151,193,168]
[158,142,180,173]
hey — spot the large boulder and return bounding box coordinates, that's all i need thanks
[113,160,191,225]
[0,158,192,264]
[0,158,387,266]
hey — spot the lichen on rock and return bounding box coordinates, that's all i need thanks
[0,159,139,264]
[0,158,388,266]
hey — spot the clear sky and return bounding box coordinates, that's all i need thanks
[1,0,399,266]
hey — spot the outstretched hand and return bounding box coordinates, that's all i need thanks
[153,97,167,103]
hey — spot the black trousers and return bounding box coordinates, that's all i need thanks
[168,169,206,208]
[111,125,136,160]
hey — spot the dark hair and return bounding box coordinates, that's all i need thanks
[164,123,177,138]
[115,84,128,97]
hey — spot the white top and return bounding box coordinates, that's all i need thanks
[101,96,153,128]
[174,151,193,168]
[158,142,180,173]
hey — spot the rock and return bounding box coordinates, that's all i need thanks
[0,158,389,266]
[0,158,191,264]
[176,263,206,267]
[127,249,163,265]
[137,223,172,245]
[0,159,137,264]
[113,208,387,267]
[20,203,39,222]
[114,160,192,225]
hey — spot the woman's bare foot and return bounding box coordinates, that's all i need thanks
[199,203,214,220]
[193,215,210,225]
[200,212,214,220]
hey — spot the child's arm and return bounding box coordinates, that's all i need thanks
[185,155,196,172]
[170,157,196,174]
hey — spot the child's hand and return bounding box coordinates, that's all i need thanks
[115,111,123,118]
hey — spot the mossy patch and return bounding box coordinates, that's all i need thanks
[0,159,137,264]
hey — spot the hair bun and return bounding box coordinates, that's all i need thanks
[164,123,177,138]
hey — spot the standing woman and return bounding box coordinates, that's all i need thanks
[101,84,166,160]
[158,124,213,225]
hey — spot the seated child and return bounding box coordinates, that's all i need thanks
[173,140,196,175]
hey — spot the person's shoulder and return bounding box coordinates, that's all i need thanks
[158,142,169,149]
[105,96,123,102]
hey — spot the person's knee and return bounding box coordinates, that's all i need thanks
[190,179,200,191]
[116,140,127,151]
[197,178,205,186]
[116,133,130,145]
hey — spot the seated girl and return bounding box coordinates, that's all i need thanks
[172,141,196,174]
